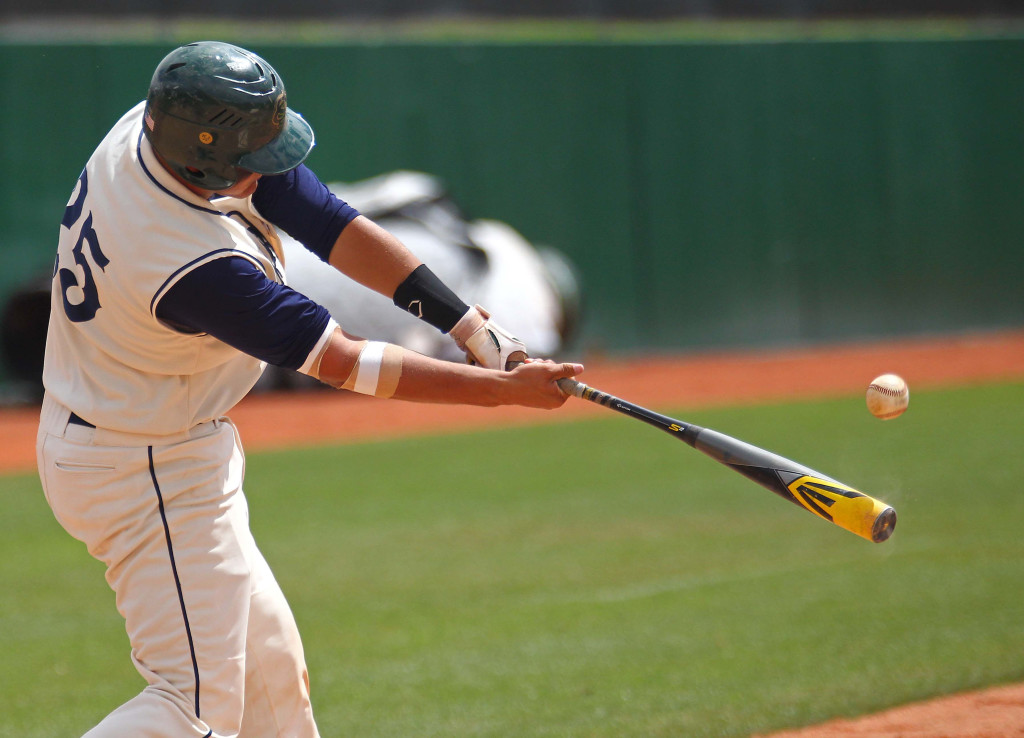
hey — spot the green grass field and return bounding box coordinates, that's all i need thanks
[2,381,1023,736]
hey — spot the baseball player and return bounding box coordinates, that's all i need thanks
[37,41,583,738]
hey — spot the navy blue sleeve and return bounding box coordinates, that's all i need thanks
[252,164,361,262]
[156,256,333,371]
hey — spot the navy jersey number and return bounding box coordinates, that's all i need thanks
[59,172,109,323]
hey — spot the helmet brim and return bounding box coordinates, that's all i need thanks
[237,108,315,176]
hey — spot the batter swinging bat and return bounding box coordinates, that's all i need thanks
[556,377,897,543]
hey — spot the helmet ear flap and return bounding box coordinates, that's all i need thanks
[143,102,240,190]
[181,163,240,190]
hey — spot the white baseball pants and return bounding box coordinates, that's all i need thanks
[37,395,320,738]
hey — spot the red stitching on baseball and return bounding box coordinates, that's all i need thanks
[869,384,903,397]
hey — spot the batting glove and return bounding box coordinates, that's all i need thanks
[449,304,528,371]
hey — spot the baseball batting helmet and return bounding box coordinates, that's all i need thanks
[143,41,315,190]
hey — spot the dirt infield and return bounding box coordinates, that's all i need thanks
[3,329,1022,475]
[753,682,1024,738]
[3,328,1024,735]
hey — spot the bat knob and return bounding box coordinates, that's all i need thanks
[871,507,898,543]
[505,351,529,372]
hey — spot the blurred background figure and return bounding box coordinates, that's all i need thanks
[259,170,582,391]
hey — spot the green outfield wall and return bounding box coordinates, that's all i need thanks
[2,37,1022,387]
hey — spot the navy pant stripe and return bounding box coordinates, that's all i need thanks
[148,446,203,719]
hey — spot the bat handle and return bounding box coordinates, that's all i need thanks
[556,377,586,397]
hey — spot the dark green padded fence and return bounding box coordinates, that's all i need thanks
[2,38,1022,388]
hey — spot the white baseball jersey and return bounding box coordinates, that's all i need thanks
[44,102,296,436]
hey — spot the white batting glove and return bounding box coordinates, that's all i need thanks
[449,304,528,371]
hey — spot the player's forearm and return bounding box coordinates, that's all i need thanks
[311,328,580,409]
[327,215,422,297]
[389,351,513,406]
[316,331,511,406]
[392,354,583,409]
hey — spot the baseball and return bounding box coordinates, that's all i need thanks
[866,374,909,420]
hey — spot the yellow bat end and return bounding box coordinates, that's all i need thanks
[786,475,897,543]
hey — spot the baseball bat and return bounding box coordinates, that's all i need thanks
[555,377,897,543]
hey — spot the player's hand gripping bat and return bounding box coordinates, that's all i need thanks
[555,376,897,543]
